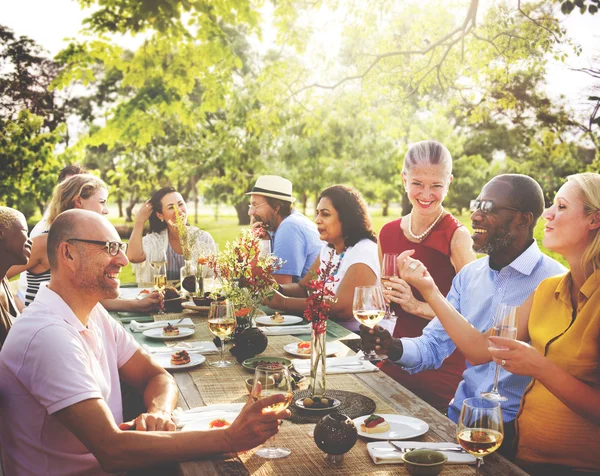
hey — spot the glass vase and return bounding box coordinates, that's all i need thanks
[180,260,198,298]
[309,322,327,398]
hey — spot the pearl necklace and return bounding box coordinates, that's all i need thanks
[408,207,445,241]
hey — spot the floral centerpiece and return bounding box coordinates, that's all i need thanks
[304,249,338,398]
[209,228,283,329]
[172,208,198,295]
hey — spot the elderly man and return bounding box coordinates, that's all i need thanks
[361,174,566,457]
[248,175,322,283]
[0,209,289,475]
[0,207,31,348]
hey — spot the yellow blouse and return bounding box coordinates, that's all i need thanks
[515,271,600,470]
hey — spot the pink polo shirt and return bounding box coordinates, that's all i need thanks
[0,285,139,475]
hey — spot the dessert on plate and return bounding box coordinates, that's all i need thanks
[360,414,390,434]
[297,341,311,355]
[208,419,231,429]
[170,350,191,365]
[270,312,285,324]
[162,323,180,337]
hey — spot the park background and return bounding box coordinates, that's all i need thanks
[2,0,599,284]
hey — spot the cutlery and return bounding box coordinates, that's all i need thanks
[389,441,465,453]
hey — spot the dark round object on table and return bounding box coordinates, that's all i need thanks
[229,328,268,362]
[163,297,183,313]
[181,275,197,293]
[314,412,357,459]
[163,286,179,300]
[192,296,213,307]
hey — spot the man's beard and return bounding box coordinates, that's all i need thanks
[474,229,515,255]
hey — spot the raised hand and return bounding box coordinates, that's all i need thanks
[397,250,436,296]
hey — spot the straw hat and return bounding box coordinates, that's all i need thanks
[246,175,296,203]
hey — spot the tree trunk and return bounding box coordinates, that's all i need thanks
[117,197,123,218]
[125,195,138,222]
[235,199,251,225]
[382,199,389,217]
[301,192,308,215]
[401,191,412,216]
[193,176,199,225]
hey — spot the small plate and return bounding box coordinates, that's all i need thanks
[255,315,303,326]
[241,356,292,373]
[142,327,195,340]
[151,353,206,370]
[283,341,344,358]
[353,414,429,440]
[294,397,341,412]
[182,301,210,312]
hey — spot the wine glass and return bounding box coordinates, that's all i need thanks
[251,364,293,459]
[353,285,387,361]
[207,301,236,367]
[150,251,167,315]
[457,397,504,475]
[481,304,518,401]
[258,239,271,259]
[381,253,398,320]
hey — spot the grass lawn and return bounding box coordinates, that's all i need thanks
[116,208,566,285]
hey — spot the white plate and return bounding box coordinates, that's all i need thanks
[151,353,206,370]
[283,341,344,358]
[181,301,210,312]
[255,315,303,326]
[181,414,240,432]
[142,327,195,340]
[294,397,341,412]
[353,414,429,440]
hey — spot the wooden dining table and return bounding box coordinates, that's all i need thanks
[115,302,528,476]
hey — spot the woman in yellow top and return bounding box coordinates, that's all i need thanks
[395,172,600,475]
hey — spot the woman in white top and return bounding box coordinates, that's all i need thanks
[267,185,380,330]
[127,187,216,284]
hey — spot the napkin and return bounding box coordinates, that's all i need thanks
[259,324,311,336]
[142,342,219,355]
[367,442,476,465]
[130,318,195,333]
[293,356,379,375]
[172,403,245,428]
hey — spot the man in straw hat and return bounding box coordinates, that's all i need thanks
[247,175,322,283]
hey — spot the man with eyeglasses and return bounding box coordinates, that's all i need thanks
[0,210,290,474]
[247,175,322,284]
[361,174,566,457]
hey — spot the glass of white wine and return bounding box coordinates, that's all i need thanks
[353,285,387,361]
[481,303,518,401]
[150,251,167,314]
[457,397,504,475]
[251,364,293,459]
[381,253,398,321]
[207,301,236,367]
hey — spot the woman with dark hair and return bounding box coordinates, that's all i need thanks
[128,187,216,283]
[266,185,380,330]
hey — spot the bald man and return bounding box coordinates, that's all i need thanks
[0,209,290,475]
[0,206,31,347]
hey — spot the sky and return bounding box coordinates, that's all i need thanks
[2,0,598,120]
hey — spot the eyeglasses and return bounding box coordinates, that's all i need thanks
[470,200,522,214]
[248,203,269,212]
[66,238,128,256]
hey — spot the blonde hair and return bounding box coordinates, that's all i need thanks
[567,172,600,277]
[402,140,453,176]
[46,174,107,225]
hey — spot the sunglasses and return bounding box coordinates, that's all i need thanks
[470,200,522,214]
[66,238,128,256]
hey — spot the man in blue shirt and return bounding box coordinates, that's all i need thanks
[361,174,566,456]
[247,175,322,283]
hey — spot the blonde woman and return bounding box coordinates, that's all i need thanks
[8,174,161,312]
[398,173,600,474]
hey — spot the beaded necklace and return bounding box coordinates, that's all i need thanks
[331,249,346,276]
[408,207,445,241]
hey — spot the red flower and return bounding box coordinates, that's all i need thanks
[304,249,338,335]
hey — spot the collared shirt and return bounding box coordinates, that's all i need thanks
[0,285,139,475]
[272,210,323,280]
[393,241,567,422]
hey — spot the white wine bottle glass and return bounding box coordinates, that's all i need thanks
[151,253,167,315]
[353,285,387,361]
[457,397,504,475]
[207,301,236,367]
[381,253,398,320]
[481,303,518,401]
[251,364,293,459]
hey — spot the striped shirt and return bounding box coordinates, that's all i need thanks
[166,242,185,281]
[394,240,567,422]
[24,268,51,307]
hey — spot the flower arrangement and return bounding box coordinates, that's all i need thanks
[304,249,338,335]
[172,208,196,261]
[209,228,284,322]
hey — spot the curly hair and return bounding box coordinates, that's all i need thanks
[318,185,377,247]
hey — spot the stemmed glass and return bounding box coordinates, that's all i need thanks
[481,304,518,401]
[207,301,236,367]
[251,364,293,459]
[353,285,387,361]
[149,250,167,314]
[457,397,504,475]
[258,239,271,259]
[381,253,398,320]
